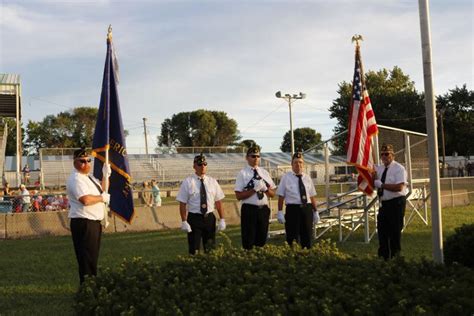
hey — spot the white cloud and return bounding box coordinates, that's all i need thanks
[1,0,472,152]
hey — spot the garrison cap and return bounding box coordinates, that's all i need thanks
[73,148,89,159]
[292,152,304,160]
[380,144,394,154]
[246,146,261,156]
[193,153,207,165]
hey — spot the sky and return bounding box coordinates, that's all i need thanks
[0,0,472,153]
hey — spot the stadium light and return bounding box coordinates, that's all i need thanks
[275,91,306,155]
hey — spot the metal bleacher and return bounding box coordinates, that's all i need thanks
[40,152,250,188]
[39,151,350,188]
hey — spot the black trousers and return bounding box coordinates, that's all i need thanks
[285,204,313,249]
[241,204,270,250]
[187,212,216,255]
[70,218,102,284]
[377,196,406,260]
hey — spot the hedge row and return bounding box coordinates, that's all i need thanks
[75,239,474,315]
[444,223,474,268]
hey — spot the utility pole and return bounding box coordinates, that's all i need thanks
[419,0,443,263]
[143,117,149,155]
[438,109,446,177]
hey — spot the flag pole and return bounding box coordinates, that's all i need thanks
[352,35,376,167]
[418,0,443,263]
[104,25,112,195]
[103,25,113,228]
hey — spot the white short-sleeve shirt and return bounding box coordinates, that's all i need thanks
[234,166,276,206]
[277,172,317,205]
[375,160,408,201]
[176,174,225,214]
[67,169,105,220]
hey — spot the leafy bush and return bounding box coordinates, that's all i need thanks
[444,223,474,268]
[75,237,474,315]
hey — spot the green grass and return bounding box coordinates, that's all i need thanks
[0,205,472,315]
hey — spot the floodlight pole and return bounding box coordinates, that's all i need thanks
[418,0,443,264]
[275,91,306,156]
[143,117,149,155]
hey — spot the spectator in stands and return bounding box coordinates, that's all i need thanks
[467,162,474,176]
[458,161,465,177]
[140,181,153,207]
[19,184,31,212]
[61,194,69,210]
[3,182,11,199]
[276,152,319,249]
[177,154,226,254]
[151,180,162,207]
[30,190,41,212]
[22,164,31,185]
[373,144,408,260]
[234,146,276,250]
[66,148,111,284]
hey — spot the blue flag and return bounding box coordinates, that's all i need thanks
[92,34,135,223]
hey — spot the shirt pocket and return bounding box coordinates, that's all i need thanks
[386,174,396,184]
[289,183,299,194]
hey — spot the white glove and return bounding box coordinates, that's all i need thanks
[374,180,383,189]
[181,221,192,233]
[313,211,320,224]
[277,210,285,224]
[218,218,226,231]
[102,163,112,178]
[253,180,266,192]
[101,192,110,204]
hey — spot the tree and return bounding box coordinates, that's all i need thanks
[0,117,26,156]
[436,85,474,156]
[238,139,259,151]
[158,109,240,149]
[280,127,322,153]
[25,106,98,153]
[329,66,425,154]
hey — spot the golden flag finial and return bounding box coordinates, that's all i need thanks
[351,34,363,47]
[107,24,113,42]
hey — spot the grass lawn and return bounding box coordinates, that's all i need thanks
[0,205,472,315]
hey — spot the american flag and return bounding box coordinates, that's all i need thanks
[346,44,378,195]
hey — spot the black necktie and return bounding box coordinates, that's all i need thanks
[200,178,208,215]
[377,167,388,197]
[296,174,307,205]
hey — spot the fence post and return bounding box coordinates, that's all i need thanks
[450,178,454,207]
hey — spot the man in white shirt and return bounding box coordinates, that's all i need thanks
[234,147,276,250]
[177,154,226,254]
[67,148,111,284]
[276,152,319,248]
[373,143,408,260]
[19,184,31,212]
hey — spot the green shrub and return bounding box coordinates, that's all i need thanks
[444,223,474,268]
[75,238,474,315]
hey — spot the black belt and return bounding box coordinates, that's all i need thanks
[242,203,268,209]
[189,212,213,217]
[381,196,405,205]
[70,217,101,223]
[286,204,311,208]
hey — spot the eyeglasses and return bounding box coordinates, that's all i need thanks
[381,153,391,157]
[78,158,92,164]
[250,155,260,158]
[197,162,207,166]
